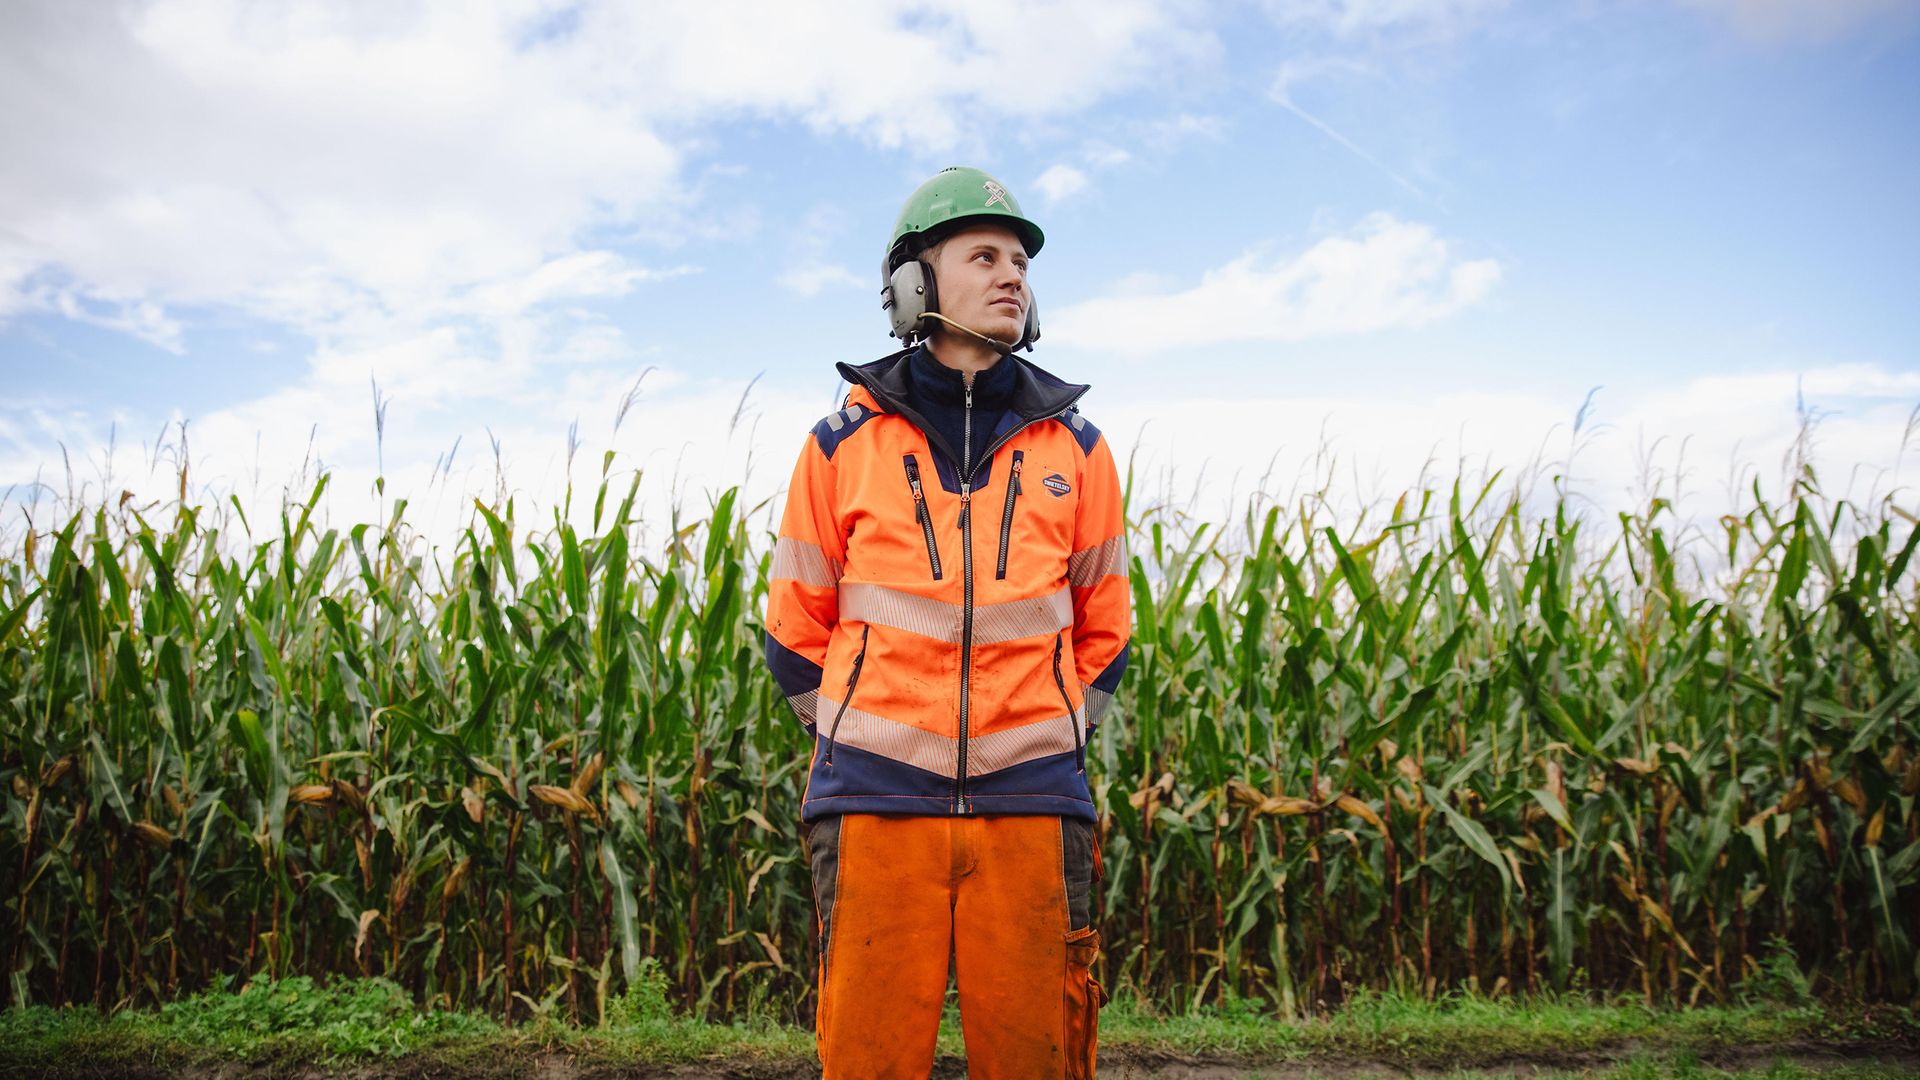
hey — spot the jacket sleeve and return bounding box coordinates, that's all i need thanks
[764,431,845,734]
[1068,426,1130,734]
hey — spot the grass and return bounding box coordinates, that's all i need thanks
[1,978,1913,1076]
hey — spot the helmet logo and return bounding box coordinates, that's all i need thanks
[982,180,1009,209]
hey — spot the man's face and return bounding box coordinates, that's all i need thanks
[927,223,1029,346]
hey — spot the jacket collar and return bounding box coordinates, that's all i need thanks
[836,347,1090,424]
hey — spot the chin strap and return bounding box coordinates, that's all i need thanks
[919,311,1016,355]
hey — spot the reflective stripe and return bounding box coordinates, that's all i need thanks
[1067,535,1127,589]
[839,582,959,641]
[817,693,1075,778]
[771,536,842,588]
[839,582,1071,644]
[786,689,820,729]
[965,712,1078,775]
[973,587,1073,646]
[822,404,865,432]
[816,694,956,776]
[1083,684,1113,728]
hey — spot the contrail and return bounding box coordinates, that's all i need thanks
[1275,95,1428,202]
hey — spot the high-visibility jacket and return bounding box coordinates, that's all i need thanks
[765,347,1131,822]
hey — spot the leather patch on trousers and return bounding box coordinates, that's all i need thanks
[805,816,844,977]
[1061,816,1095,933]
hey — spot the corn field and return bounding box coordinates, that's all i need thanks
[2,450,1917,1023]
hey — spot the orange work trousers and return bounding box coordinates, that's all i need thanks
[804,813,1106,1078]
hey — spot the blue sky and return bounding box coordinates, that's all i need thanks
[3,0,1916,552]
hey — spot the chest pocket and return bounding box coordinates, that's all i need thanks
[992,447,1077,583]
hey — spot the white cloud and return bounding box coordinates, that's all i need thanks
[1033,164,1091,204]
[1677,0,1919,42]
[1049,214,1499,352]
[0,327,824,562]
[1093,363,1920,587]
[0,0,1214,349]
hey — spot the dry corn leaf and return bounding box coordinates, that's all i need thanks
[1832,776,1868,817]
[354,909,380,967]
[332,779,367,815]
[1334,794,1384,830]
[355,833,372,890]
[290,784,334,805]
[442,857,472,903]
[41,755,75,788]
[531,783,599,822]
[572,752,604,799]
[132,820,174,850]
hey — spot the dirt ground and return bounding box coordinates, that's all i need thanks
[14,1040,1920,1079]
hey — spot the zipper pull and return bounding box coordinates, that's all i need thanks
[909,476,924,501]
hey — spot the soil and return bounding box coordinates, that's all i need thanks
[11,1040,1919,1079]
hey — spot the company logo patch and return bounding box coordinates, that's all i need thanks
[1042,472,1071,497]
[983,180,1009,209]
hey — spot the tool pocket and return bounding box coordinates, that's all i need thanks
[1064,925,1106,1079]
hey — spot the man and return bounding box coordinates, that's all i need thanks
[764,166,1130,1078]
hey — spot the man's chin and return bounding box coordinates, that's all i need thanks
[981,316,1023,346]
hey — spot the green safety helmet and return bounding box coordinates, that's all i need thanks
[880,166,1045,349]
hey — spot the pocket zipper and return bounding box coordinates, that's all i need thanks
[903,455,943,580]
[994,450,1024,580]
[1052,631,1085,772]
[822,625,871,766]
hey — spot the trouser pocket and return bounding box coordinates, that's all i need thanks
[1064,925,1106,1079]
[805,815,843,1051]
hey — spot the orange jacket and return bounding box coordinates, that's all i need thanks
[765,347,1130,821]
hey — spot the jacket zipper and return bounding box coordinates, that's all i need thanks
[822,625,870,766]
[995,451,1023,580]
[954,380,975,813]
[902,455,943,579]
[1052,631,1086,772]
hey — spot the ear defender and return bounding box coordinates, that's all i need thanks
[883,258,948,344]
[882,249,939,343]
